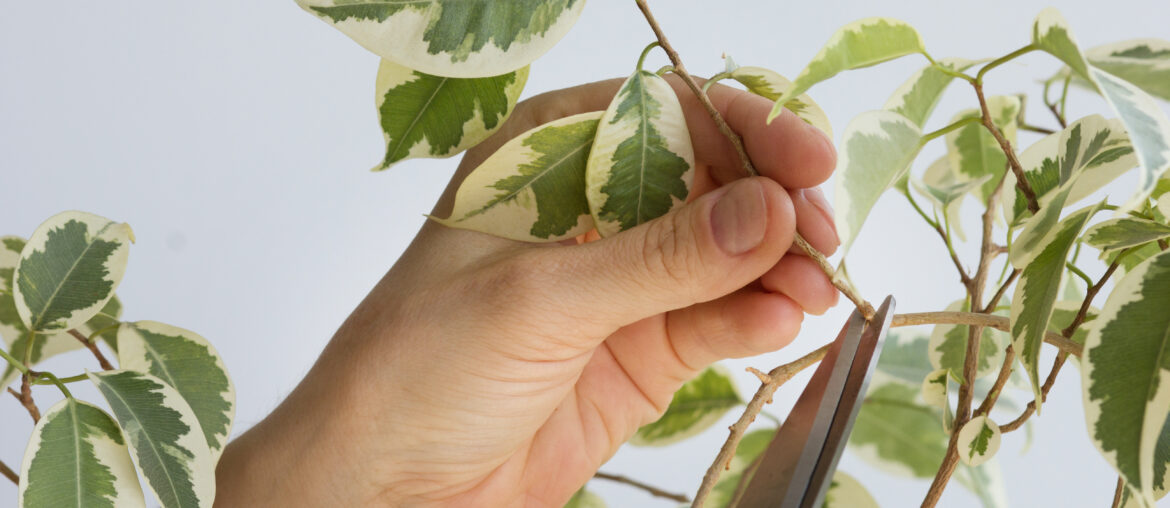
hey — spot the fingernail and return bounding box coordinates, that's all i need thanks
[802,187,838,238]
[711,179,767,255]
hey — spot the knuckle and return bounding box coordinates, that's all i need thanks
[638,211,705,299]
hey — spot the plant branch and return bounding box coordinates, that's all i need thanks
[891,312,1081,357]
[1000,353,1067,433]
[1020,123,1056,135]
[633,0,874,320]
[974,345,1016,417]
[68,329,114,371]
[594,471,691,503]
[975,45,1037,81]
[0,459,17,485]
[973,83,1039,213]
[692,344,829,507]
[1112,477,1125,508]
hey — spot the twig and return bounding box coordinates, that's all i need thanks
[973,83,1039,213]
[1061,259,1121,337]
[1020,123,1057,135]
[0,459,17,485]
[68,329,114,371]
[985,268,1021,314]
[974,346,1016,417]
[891,312,1082,357]
[594,471,691,503]
[632,0,874,321]
[16,378,40,423]
[1111,477,1125,508]
[692,344,829,507]
[1000,353,1067,433]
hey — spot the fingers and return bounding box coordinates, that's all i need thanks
[789,186,839,256]
[528,177,796,336]
[761,256,839,316]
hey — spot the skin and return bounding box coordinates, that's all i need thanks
[214,77,839,507]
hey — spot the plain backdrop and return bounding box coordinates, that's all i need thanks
[2,1,1169,506]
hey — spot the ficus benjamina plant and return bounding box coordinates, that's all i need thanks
[4,2,1170,508]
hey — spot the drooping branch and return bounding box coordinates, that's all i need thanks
[69,329,114,371]
[0,459,17,485]
[691,344,829,508]
[632,0,875,321]
[594,471,691,503]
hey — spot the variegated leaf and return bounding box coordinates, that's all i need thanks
[631,366,741,446]
[1,236,28,348]
[563,488,605,508]
[1049,300,1097,346]
[585,69,693,238]
[1011,202,1103,404]
[438,111,600,242]
[944,96,1020,202]
[297,0,584,78]
[1085,217,1170,252]
[929,300,1007,383]
[1159,192,1170,217]
[1,296,122,389]
[118,321,235,462]
[373,60,527,170]
[1086,39,1170,102]
[884,58,978,128]
[835,110,923,254]
[957,416,1001,467]
[956,460,1010,508]
[822,470,880,508]
[14,211,132,333]
[922,368,953,432]
[1090,67,1170,210]
[89,370,215,508]
[1032,9,1170,211]
[769,17,926,122]
[18,399,144,508]
[849,382,948,478]
[729,66,832,138]
[1007,117,1136,225]
[1010,116,1134,267]
[919,156,972,241]
[1083,249,1170,504]
[873,332,933,387]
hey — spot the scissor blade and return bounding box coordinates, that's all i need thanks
[735,309,867,507]
[801,296,895,508]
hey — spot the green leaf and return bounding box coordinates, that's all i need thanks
[957,416,1001,467]
[1009,115,1134,266]
[18,398,144,508]
[730,66,833,138]
[883,58,978,128]
[821,470,880,508]
[1085,217,1170,252]
[769,17,926,122]
[89,370,215,508]
[14,211,133,333]
[849,382,948,478]
[563,488,605,508]
[437,111,600,242]
[1083,249,1170,504]
[1,296,123,389]
[929,300,1008,384]
[630,365,741,446]
[373,60,527,169]
[298,0,584,78]
[1086,39,1170,102]
[585,70,694,238]
[1011,202,1103,406]
[118,321,235,462]
[944,96,1020,202]
[834,110,923,254]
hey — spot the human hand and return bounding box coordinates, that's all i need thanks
[215,77,839,507]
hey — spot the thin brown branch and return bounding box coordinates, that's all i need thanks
[1062,259,1121,337]
[69,329,114,371]
[1112,477,1125,508]
[1047,101,1069,129]
[594,471,691,503]
[692,344,829,508]
[1001,352,1068,433]
[633,0,874,322]
[16,376,40,423]
[891,312,1082,357]
[0,459,17,485]
[974,346,1016,417]
[986,268,1021,314]
[974,82,1039,213]
[1020,123,1057,135]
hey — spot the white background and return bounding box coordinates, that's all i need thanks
[2,1,1168,506]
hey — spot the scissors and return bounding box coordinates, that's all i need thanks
[734,295,895,508]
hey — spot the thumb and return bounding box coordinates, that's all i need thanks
[546,177,796,333]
